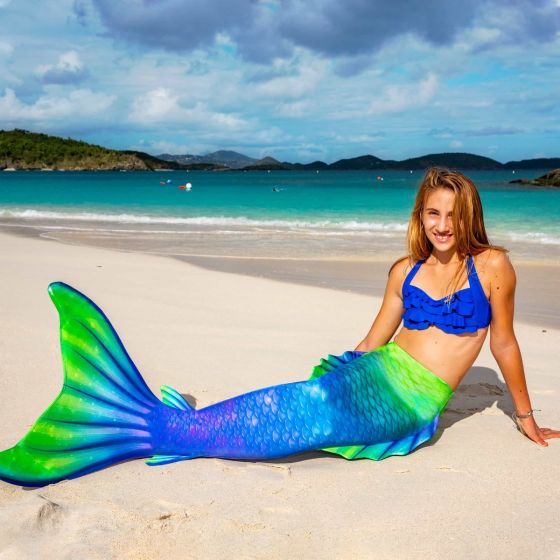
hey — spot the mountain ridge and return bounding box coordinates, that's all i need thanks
[1,130,558,172]
[160,150,560,171]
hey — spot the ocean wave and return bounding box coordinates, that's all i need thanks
[0,208,408,233]
[1,208,558,245]
[505,231,560,245]
[32,225,398,238]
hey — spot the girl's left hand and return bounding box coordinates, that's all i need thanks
[515,415,560,446]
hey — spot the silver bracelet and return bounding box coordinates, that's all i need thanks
[514,408,541,420]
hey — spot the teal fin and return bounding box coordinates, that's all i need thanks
[160,385,192,411]
[309,350,365,380]
[322,415,441,461]
[146,454,193,466]
[0,282,160,487]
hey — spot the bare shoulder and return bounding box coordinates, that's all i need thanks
[385,255,413,298]
[475,248,514,276]
[474,249,515,296]
[388,255,413,280]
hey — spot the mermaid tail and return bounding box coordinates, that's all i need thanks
[308,349,452,460]
[0,282,166,486]
[0,283,454,487]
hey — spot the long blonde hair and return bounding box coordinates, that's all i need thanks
[404,167,506,298]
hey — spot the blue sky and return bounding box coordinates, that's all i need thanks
[0,0,559,163]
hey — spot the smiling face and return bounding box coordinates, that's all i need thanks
[421,188,457,255]
[408,168,497,265]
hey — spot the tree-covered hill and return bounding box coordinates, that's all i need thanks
[397,152,503,170]
[0,129,183,171]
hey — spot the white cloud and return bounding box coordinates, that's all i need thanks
[450,140,464,148]
[36,51,88,84]
[0,0,12,7]
[0,41,13,56]
[333,133,385,143]
[128,88,248,130]
[129,88,180,122]
[458,26,504,51]
[131,139,195,155]
[274,100,309,117]
[132,125,287,156]
[0,88,115,122]
[253,63,326,98]
[368,73,439,114]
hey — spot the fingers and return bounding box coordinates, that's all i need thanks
[515,421,560,446]
[532,435,548,446]
[541,430,560,439]
[524,430,547,446]
[541,429,560,435]
[530,429,548,446]
[536,427,560,444]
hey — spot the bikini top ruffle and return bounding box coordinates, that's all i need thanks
[401,255,491,334]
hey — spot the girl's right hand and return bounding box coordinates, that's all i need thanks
[514,415,560,446]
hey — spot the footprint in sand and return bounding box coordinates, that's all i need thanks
[35,495,65,530]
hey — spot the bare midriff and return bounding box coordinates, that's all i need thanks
[393,325,488,391]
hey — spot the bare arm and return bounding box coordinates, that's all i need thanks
[488,251,560,446]
[354,260,406,352]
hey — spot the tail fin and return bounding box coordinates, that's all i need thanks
[0,282,161,487]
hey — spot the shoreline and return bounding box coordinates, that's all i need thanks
[1,221,559,330]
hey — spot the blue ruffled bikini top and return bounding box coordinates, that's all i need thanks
[402,255,491,334]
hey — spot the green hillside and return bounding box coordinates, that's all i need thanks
[0,129,181,171]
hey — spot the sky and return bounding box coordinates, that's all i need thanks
[0,0,559,163]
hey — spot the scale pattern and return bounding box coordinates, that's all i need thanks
[156,343,454,461]
[0,282,454,487]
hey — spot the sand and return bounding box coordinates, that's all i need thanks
[0,231,559,559]
[177,255,560,330]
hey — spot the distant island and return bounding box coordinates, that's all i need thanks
[158,151,560,172]
[2,129,560,173]
[510,169,560,187]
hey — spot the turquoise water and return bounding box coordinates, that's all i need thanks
[0,169,558,259]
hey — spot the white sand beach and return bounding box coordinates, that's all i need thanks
[0,231,559,559]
